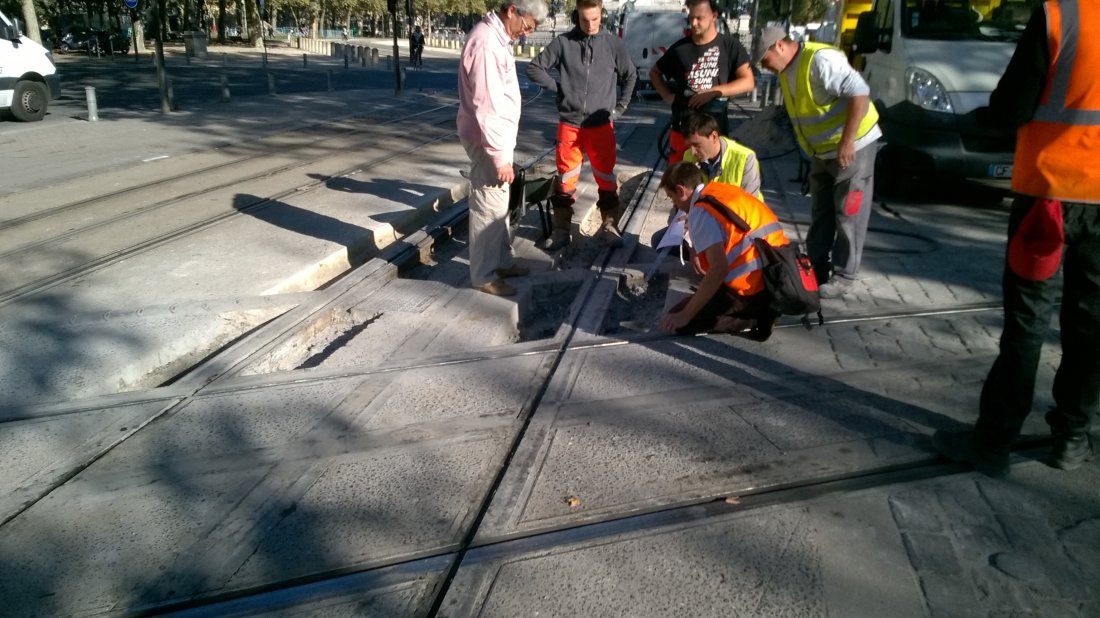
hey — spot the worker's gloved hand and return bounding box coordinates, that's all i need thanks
[611,104,628,121]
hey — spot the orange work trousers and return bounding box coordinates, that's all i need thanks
[555,122,618,204]
[667,129,689,164]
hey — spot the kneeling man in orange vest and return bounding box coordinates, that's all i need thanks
[658,161,788,340]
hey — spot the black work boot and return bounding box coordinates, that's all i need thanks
[1051,433,1094,471]
[542,196,574,251]
[597,190,623,248]
[932,430,1010,478]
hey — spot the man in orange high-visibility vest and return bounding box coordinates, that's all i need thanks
[934,0,1100,477]
[657,162,788,340]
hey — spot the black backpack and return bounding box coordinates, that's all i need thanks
[698,195,824,328]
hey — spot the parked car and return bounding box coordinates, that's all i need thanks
[60,26,130,54]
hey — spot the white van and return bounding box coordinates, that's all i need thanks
[852,0,1038,179]
[1,9,60,121]
[618,10,689,92]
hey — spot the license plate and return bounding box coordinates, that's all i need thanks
[988,163,1013,178]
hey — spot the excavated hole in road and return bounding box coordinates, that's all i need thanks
[239,306,380,375]
[517,280,584,342]
[603,272,669,335]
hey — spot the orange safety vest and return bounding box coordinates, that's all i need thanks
[693,183,790,296]
[1013,0,1100,203]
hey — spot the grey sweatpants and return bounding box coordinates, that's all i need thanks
[807,142,877,281]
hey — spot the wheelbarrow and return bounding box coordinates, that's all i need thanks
[508,166,558,239]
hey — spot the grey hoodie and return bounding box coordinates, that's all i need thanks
[526,27,637,128]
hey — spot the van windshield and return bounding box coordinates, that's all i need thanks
[902,0,1039,42]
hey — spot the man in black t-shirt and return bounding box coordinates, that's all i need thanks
[649,0,754,163]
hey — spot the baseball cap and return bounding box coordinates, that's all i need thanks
[755,26,788,63]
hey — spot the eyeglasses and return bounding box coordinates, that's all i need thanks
[517,13,536,34]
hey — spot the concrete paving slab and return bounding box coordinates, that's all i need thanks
[0,296,296,407]
[444,488,926,617]
[475,306,1062,542]
[0,346,556,615]
[167,555,449,617]
[445,458,1100,617]
[0,399,178,524]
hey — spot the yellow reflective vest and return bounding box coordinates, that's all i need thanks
[684,137,763,200]
[778,42,880,157]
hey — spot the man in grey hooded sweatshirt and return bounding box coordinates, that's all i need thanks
[526,0,636,250]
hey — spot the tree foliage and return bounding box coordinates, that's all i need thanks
[3,0,512,43]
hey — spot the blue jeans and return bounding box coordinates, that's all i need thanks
[975,197,1100,450]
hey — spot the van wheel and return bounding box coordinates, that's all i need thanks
[11,81,49,122]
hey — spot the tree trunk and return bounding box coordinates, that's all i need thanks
[217,0,226,42]
[20,0,42,44]
[246,0,261,45]
[236,1,247,38]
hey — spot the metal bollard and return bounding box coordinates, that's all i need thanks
[371,48,378,65]
[327,69,334,91]
[84,85,99,122]
[361,49,366,67]
[268,72,276,96]
[303,53,307,67]
[344,53,349,69]
[167,78,176,111]
[220,74,230,102]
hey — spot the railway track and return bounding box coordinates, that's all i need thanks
[0,102,460,307]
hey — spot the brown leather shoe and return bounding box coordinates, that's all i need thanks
[495,264,530,278]
[476,279,517,297]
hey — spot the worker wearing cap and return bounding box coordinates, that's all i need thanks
[757,25,881,299]
[934,0,1100,477]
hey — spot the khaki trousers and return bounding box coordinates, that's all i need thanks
[462,141,515,287]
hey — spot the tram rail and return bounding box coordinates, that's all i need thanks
[0,105,459,308]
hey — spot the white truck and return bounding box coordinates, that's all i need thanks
[849,0,1038,180]
[1,9,60,121]
[617,9,688,92]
